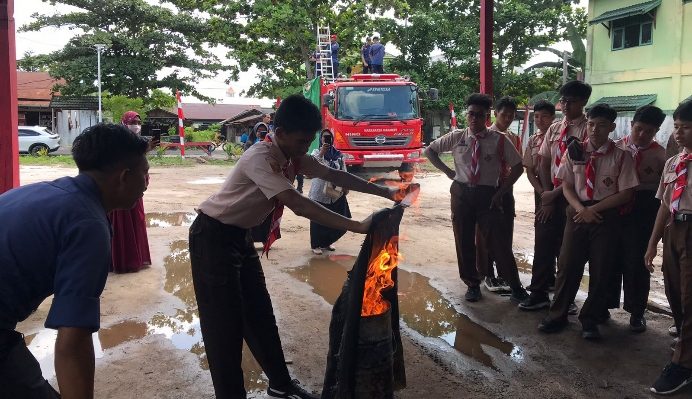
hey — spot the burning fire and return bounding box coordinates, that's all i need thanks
[362,237,401,317]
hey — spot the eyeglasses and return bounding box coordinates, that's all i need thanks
[466,111,488,119]
[559,97,582,105]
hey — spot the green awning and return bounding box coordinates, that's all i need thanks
[589,0,661,25]
[588,94,657,112]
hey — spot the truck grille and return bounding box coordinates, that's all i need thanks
[350,136,411,147]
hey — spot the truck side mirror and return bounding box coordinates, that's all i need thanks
[322,94,334,108]
[427,88,439,101]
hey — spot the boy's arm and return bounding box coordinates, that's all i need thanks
[424,146,455,179]
[276,189,371,233]
[644,203,669,272]
[490,163,522,210]
[55,327,95,399]
[590,188,635,213]
[323,168,398,200]
[525,165,544,194]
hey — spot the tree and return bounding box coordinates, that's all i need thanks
[20,0,227,101]
[102,94,144,123]
[16,51,52,72]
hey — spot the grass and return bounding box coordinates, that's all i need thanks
[19,154,238,168]
[418,153,453,173]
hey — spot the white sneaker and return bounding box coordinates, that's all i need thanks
[311,248,323,255]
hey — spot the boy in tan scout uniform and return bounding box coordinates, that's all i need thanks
[610,105,666,332]
[538,104,638,340]
[478,96,523,293]
[645,100,692,395]
[518,100,557,310]
[524,82,591,313]
[425,93,528,303]
[190,95,406,399]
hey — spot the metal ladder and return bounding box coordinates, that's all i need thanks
[316,25,335,81]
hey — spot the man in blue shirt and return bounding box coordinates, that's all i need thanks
[330,34,340,77]
[361,36,372,74]
[0,124,149,398]
[369,36,385,74]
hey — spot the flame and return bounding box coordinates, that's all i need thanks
[361,237,401,317]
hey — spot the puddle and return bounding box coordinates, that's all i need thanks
[188,177,226,185]
[146,212,197,228]
[288,256,521,370]
[25,240,267,392]
[514,252,590,291]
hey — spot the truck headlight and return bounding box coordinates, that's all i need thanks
[342,153,355,160]
[408,151,420,159]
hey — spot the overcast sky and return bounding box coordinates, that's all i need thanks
[14,0,589,104]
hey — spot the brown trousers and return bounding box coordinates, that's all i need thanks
[527,196,567,295]
[663,219,692,368]
[547,206,619,327]
[476,191,516,279]
[450,182,521,290]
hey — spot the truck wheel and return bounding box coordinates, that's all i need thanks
[398,164,414,182]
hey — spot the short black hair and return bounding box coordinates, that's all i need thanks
[673,100,692,122]
[495,96,517,113]
[559,80,592,100]
[465,93,493,111]
[72,123,149,172]
[633,105,666,128]
[587,103,617,122]
[533,100,556,115]
[273,94,322,134]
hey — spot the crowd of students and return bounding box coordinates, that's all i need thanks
[424,82,692,395]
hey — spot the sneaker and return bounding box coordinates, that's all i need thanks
[311,248,323,255]
[268,379,319,399]
[581,325,601,340]
[538,318,568,334]
[650,363,692,395]
[509,287,529,303]
[483,277,503,293]
[496,277,511,292]
[465,286,482,302]
[568,302,579,315]
[669,324,679,337]
[519,293,550,311]
[629,315,646,333]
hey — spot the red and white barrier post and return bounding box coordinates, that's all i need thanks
[176,90,185,158]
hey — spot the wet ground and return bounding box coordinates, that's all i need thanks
[15,165,690,398]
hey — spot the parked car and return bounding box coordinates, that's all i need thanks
[18,126,60,155]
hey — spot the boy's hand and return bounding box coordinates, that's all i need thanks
[354,214,373,234]
[536,203,554,223]
[541,189,558,204]
[644,244,657,272]
[387,183,420,203]
[445,170,456,180]
[573,206,602,224]
[490,192,504,212]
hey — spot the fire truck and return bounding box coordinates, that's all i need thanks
[306,73,435,178]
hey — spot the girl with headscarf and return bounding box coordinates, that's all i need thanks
[243,122,268,152]
[308,129,351,254]
[108,111,151,273]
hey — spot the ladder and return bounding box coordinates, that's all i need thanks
[316,25,335,81]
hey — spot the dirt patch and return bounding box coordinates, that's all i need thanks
[16,164,686,398]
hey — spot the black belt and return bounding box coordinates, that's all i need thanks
[581,200,600,206]
[674,213,692,222]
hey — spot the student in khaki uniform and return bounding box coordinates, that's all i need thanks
[645,101,692,395]
[610,105,666,332]
[518,100,557,310]
[527,82,591,314]
[424,93,528,303]
[538,104,639,340]
[190,95,406,399]
[478,96,522,293]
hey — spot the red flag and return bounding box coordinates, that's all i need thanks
[176,90,185,158]
[449,102,457,129]
[275,96,282,109]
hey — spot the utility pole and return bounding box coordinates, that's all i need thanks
[95,44,106,123]
[0,0,19,194]
[480,0,494,96]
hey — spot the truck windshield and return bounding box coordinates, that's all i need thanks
[336,85,419,121]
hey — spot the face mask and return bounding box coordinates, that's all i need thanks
[127,125,142,134]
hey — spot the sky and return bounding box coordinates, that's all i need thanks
[14,0,589,105]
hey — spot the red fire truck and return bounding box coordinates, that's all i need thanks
[308,74,435,178]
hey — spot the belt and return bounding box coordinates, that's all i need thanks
[581,200,600,206]
[673,213,692,222]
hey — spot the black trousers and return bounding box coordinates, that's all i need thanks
[450,182,522,290]
[189,213,291,399]
[528,196,566,296]
[0,330,60,398]
[372,64,384,74]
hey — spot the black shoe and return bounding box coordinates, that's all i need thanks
[581,325,601,340]
[519,292,550,311]
[268,379,319,399]
[629,315,647,333]
[568,302,579,315]
[538,318,568,333]
[496,277,512,293]
[595,311,611,325]
[509,287,529,303]
[650,363,692,395]
[465,286,482,302]
[483,277,504,293]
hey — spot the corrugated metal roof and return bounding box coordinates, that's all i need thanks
[17,71,62,108]
[50,96,99,110]
[590,0,661,25]
[181,103,261,121]
[588,94,657,111]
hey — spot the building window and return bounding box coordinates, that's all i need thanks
[612,16,653,50]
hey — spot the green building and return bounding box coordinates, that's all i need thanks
[586,0,692,138]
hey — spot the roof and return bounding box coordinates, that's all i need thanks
[589,0,661,25]
[587,94,657,111]
[17,71,62,108]
[221,107,274,124]
[50,96,99,110]
[181,103,261,121]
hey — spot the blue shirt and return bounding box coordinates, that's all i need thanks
[331,42,340,65]
[362,44,371,63]
[370,43,385,65]
[240,133,249,143]
[0,174,111,332]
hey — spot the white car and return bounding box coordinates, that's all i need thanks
[18,126,60,155]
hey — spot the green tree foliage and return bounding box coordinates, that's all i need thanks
[17,51,52,72]
[20,0,227,101]
[102,94,144,123]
